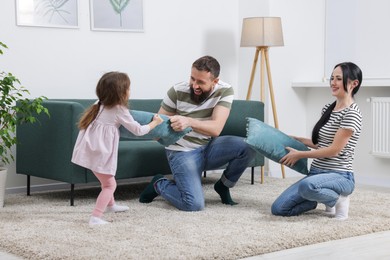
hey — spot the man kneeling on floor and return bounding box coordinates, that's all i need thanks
[139,55,255,211]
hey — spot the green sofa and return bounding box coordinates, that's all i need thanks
[16,99,264,205]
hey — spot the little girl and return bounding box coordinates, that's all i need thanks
[71,71,163,226]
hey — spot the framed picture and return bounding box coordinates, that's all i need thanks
[90,0,143,32]
[16,0,79,29]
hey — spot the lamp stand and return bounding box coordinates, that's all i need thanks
[246,46,286,183]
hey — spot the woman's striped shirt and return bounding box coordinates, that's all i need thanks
[161,80,234,152]
[311,102,362,172]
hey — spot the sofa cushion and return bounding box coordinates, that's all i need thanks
[115,140,171,179]
[245,117,309,174]
[119,110,192,146]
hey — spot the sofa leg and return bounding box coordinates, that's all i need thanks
[27,175,31,196]
[251,167,254,185]
[70,184,75,206]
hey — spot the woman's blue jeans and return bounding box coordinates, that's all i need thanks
[154,135,255,211]
[271,166,355,216]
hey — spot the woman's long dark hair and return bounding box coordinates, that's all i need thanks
[311,62,362,144]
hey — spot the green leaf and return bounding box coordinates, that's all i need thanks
[0,42,50,165]
[110,0,131,14]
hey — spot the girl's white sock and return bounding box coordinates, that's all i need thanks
[335,195,350,220]
[105,204,129,213]
[89,216,109,226]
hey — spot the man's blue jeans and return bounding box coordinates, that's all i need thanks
[271,166,355,216]
[154,136,256,211]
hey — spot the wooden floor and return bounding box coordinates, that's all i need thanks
[242,230,390,259]
[0,252,23,260]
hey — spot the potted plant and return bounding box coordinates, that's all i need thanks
[0,41,49,207]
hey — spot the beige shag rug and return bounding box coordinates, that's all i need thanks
[1,174,389,260]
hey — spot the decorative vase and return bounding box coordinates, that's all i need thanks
[0,167,7,207]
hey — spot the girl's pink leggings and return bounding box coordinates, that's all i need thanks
[92,172,117,218]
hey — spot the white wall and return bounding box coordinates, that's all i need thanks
[1,1,240,100]
[1,0,240,189]
[325,0,390,80]
[239,0,390,187]
[1,0,390,191]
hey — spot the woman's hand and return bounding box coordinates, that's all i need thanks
[279,147,300,167]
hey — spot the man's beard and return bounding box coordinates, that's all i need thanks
[190,87,211,104]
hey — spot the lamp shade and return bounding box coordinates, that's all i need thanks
[240,17,284,47]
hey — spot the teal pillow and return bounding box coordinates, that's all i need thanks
[119,110,192,146]
[245,117,309,175]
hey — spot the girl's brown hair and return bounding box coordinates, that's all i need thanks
[78,72,130,129]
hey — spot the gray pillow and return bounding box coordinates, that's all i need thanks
[245,117,309,174]
[119,110,192,146]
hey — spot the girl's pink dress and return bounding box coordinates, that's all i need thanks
[71,104,151,175]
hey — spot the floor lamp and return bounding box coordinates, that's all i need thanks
[240,17,285,183]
